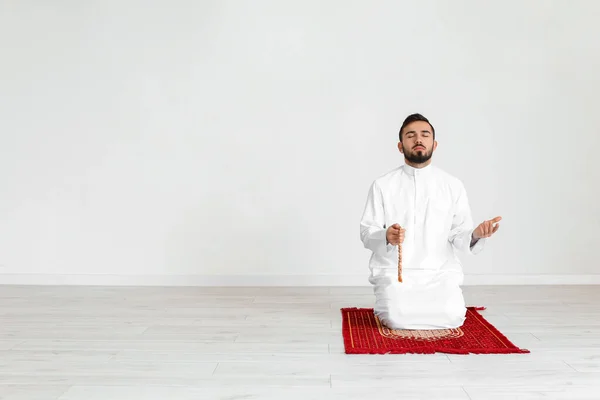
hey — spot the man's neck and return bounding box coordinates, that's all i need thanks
[404,159,432,169]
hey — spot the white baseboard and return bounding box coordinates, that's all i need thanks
[462,274,600,285]
[0,274,600,286]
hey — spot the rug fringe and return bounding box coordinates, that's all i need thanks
[344,347,530,355]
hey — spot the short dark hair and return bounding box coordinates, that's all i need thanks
[399,113,435,141]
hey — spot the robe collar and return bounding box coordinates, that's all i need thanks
[402,163,433,176]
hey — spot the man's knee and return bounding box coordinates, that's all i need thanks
[379,304,426,330]
[378,302,465,330]
[443,302,466,327]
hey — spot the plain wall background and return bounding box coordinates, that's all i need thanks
[1,0,599,285]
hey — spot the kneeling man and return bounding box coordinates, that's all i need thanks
[360,113,501,330]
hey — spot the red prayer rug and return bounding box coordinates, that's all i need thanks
[341,306,530,355]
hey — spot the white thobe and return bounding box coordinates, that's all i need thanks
[360,163,486,330]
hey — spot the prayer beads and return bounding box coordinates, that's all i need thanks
[398,240,403,282]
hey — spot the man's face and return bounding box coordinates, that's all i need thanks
[398,121,437,164]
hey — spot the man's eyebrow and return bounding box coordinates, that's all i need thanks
[405,130,431,134]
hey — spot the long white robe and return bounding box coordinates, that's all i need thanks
[360,163,486,330]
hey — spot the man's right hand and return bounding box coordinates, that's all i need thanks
[386,223,405,246]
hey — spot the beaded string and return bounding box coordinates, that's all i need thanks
[397,240,403,282]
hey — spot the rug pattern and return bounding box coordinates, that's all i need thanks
[341,306,530,354]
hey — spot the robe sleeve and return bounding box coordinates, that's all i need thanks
[360,181,396,254]
[448,183,486,255]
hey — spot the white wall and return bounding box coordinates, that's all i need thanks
[1,0,599,285]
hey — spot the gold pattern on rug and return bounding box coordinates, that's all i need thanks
[375,315,464,341]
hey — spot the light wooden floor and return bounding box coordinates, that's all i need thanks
[0,285,599,399]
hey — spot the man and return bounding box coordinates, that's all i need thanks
[359,113,501,330]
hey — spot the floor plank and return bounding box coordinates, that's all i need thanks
[0,284,597,399]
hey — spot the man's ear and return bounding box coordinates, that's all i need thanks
[433,140,438,151]
[398,141,403,153]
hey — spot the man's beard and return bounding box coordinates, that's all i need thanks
[403,145,433,164]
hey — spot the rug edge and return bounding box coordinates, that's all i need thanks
[344,347,530,355]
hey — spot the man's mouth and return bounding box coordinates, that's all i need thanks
[413,146,425,151]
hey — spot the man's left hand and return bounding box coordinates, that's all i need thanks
[473,216,502,240]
